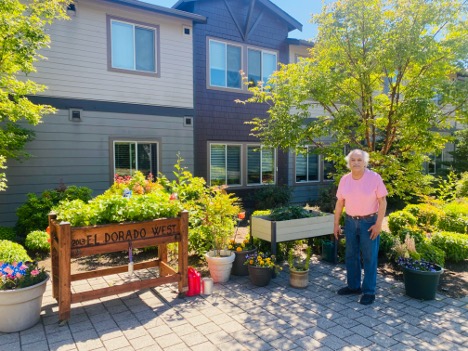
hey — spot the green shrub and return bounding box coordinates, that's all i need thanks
[25,230,50,253]
[398,227,426,245]
[16,185,93,239]
[430,231,468,262]
[313,184,337,213]
[248,185,291,210]
[442,198,468,216]
[0,226,16,242]
[456,173,468,197]
[269,206,313,221]
[404,203,443,230]
[379,230,396,257]
[437,214,468,234]
[416,241,445,267]
[388,210,417,233]
[0,240,31,263]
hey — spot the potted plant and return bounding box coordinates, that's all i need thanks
[394,235,444,300]
[229,212,258,276]
[201,187,241,283]
[288,245,312,288]
[0,259,49,332]
[250,205,334,255]
[244,252,280,287]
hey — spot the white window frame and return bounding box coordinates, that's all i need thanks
[113,140,159,177]
[206,37,279,92]
[208,143,277,187]
[247,47,277,89]
[208,39,243,89]
[107,15,159,77]
[247,144,276,186]
[209,143,242,186]
[295,146,320,183]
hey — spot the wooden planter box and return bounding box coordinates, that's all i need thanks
[251,212,335,256]
[48,211,188,322]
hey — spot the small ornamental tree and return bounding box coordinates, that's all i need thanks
[0,0,70,190]
[243,0,468,199]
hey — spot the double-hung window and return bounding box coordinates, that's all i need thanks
[209,40,242,89]
[208,39,278,91]
[210,144,241,186]
[114,141,158,177]
[109,17,157,74]
[247,146,275,185]
[295,147,319,182]
[247,49,277,88]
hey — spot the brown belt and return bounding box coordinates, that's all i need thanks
[345,213,377,220]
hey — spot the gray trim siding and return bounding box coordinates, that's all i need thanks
[28,96,194,117]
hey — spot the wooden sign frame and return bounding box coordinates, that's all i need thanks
[48,211,189,322]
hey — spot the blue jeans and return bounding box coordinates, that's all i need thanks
[344,215,380,295]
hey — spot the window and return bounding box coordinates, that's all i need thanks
[248,49,277,88]
[207,38,278,91]
[208,143,276,187]
[247,146,275,185]
[295,147,319,182]
[109,17,157,74]
[424,153,443,175]
[209,40,242,89]
[210,144,241,186]
[114,141,158,177]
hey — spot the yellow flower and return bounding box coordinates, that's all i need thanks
[236,247,242,252]
[228,245,233,250]
[249,259,254,265]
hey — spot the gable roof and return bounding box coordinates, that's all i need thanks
[173,0,301,32]
[103,0,206,23]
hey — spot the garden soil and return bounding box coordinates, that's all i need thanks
[39,218,467,299]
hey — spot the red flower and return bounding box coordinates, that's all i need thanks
[237,212,246,220]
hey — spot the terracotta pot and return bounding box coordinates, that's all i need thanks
[231,247,257,276]
[0,275,49,333]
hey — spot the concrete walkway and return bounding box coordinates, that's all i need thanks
[1,259,467,351]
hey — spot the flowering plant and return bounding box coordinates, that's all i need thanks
[397,257,441,272]
[0,261,48,290]
[228,234,255,252]
[243,252,280,271]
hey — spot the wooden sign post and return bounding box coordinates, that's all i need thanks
[48,211,189,322]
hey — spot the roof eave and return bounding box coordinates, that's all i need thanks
[103,0,206,23]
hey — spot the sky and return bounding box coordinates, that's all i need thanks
[141,0,326,40]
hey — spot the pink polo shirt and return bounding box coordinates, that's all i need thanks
[336,169,388,216]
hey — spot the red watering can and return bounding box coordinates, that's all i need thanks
[186,267,201,297]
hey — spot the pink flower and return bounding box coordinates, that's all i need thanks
[31,269,40,276]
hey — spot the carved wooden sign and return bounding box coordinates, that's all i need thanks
[69,219,180,248]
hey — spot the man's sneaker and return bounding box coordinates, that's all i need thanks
[359,294,375,305]
[337,287,362,295]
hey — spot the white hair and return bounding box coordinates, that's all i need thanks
[344,149,369,169]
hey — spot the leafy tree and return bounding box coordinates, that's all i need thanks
[0,0,70,190]
[244,0,468,198]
